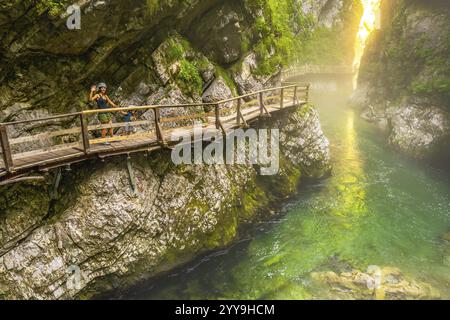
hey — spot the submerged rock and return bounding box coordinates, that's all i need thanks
[311,267,441,300]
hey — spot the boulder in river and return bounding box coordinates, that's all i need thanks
[387,104,450,162]
[311,267,441,300]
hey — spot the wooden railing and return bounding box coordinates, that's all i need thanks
[0,84,309,174]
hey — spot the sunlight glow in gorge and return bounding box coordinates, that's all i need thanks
[353,0,381,71]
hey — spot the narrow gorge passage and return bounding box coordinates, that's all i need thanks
[111,75,450,300]
[1,0,448,302]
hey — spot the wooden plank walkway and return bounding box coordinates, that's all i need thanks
[282,65,355,79]
[0,83,309,184]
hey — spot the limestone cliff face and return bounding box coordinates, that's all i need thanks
[351,0,450,165]
[0,0,362,123]
[0,0,361,299]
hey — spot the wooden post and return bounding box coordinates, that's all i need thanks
[259,92,264,116]
[80,113,90,154]
[0,125,13,172]
[306,84,310,103]
[236,99,248,128]
[293,86,298,105]
[237,98,241,126]
[280,88,284,109]
[154,108,166,146]
[215,104,220,130]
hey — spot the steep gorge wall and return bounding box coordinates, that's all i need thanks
[351,0,450,165]
[0,0,363,122]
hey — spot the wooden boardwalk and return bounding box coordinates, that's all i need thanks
[282,65,355,79]
[0,84,309,184]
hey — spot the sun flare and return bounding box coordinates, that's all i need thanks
[353,0,381,71]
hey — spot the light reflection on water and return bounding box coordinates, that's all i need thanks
[113,76,450,300]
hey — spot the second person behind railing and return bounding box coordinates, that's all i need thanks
[89,82,120,145]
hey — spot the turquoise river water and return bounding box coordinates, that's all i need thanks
[114,76,450,300]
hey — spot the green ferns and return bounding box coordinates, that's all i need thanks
[246,0,311,75]
[178,60,203,95]
[36,0,68,16]
[243,0,353,75]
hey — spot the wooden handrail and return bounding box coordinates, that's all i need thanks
[8,120,154,145]
[1,84,308,126]
[217,84,301,105]
[81,103,217,115]
[81,84,307,116]
[1,112,81,126]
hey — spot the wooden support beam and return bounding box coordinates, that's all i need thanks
[154,108,167,147]
[51,168,62,200]
[0,125,14,172]
[80,113,90,155]
[280,88,284,109]
[126,157,138,197]
[0,176,45,186]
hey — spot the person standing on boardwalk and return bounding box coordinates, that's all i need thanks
[120,109,136,136]
[89,83,120,144]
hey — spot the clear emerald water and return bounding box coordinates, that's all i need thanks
[117,76,450,300]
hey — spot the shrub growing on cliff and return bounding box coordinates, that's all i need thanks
[178,60,203,95]
[244,0,306,75]
[36,0,67,16]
